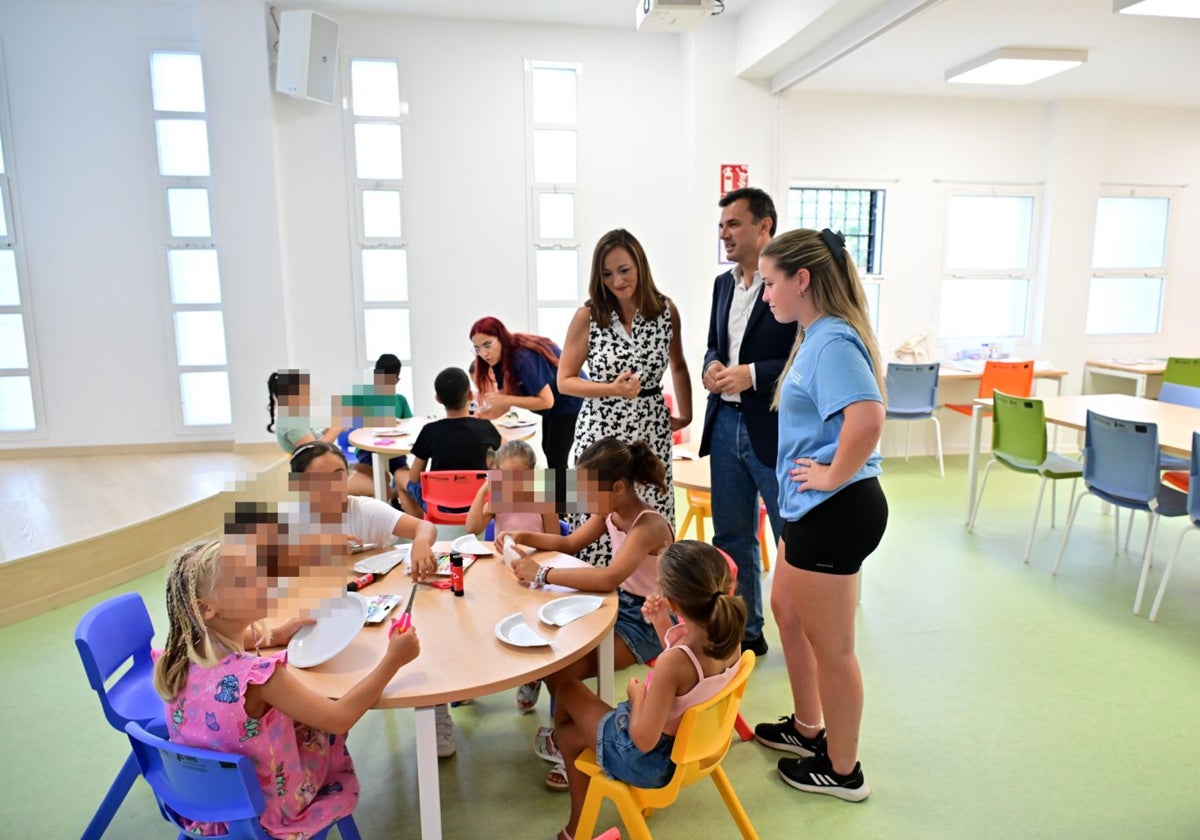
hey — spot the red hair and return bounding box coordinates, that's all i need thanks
[469,316,561,397]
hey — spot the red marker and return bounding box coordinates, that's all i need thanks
[347,572,376,592]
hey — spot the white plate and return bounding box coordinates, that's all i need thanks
[538,594,604,627]
[451,535,493,556]
[287,594,367,668]
[353,546,409,575]
[371,426,410,436]
[498,419,538,429]
[495,612,551,647]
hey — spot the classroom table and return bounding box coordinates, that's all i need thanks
[1081,359,1166,398]
[280,544,617,840]
[965,393,1200,521]
[670,450,711,493]
[349,417,538,501]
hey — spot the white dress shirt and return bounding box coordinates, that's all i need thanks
[722,265,761,403]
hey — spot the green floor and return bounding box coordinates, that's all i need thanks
[4,456,1199,839]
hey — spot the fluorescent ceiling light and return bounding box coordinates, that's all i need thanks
[1114,0,1200,19]
[946,48,1088,85]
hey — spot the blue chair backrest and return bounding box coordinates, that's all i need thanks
[484,519,571,540]
[1083,411,1161,504]
[125,721,272,839]
[1190,431,1200,523]
[885,362,939,415]
[75,593,163,733]
[1157,382,1200,409]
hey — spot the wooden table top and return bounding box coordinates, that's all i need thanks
[1083,359,1166,375]
[348,417,538,456]
[279,545,617,708]
[937,363,1068,381]
[983,393,1199,458]
[671,453,712,493]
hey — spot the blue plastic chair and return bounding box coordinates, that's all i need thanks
[1155,383,1200,471]
[1148,431,1200,622]
[125,722,361,840]
[885,362,944,477]
[1051,411,1188,614]
[967,391,1081,563]
[484,519,571,540]
[74,592,167,839]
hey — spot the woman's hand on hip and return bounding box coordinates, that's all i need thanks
[789,458,836,493]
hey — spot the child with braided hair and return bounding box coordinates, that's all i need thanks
[152,520,420,838]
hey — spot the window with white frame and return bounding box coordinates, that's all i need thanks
[348,58,413,402]
[1085,193,1169,336]
[527,61,581,347]
[151,51,232,427]
[938,191,1037,340]
[785,186,884,333]
[0,66,38,433]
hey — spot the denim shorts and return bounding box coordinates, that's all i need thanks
[613,589,664,665]
[356,449,408,473]
[596,700,676,789]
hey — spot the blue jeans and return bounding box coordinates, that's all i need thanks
[709,401,782,640]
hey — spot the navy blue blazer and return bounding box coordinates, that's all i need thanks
[698,269,799,467]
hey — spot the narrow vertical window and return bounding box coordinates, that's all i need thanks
[151,51,231,427]
[349,58,412,401]
[527,61,581,345]
[0,62,39,432]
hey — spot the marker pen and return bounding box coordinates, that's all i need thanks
[347,572,377,592]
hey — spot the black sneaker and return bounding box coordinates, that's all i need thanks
[753,715,826,757]
[777,753,870,802]
[741,634,769,657]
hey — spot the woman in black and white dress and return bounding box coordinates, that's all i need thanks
[558,228,692,565]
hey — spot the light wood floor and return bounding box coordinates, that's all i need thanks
[0,450,285,563]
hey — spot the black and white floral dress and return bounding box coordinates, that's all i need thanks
[571,303,676,566]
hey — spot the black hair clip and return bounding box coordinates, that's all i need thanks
[819,228,847,268]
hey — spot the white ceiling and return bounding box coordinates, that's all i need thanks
[283,0,1200,108]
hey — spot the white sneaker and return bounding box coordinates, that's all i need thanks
[434,704,456,758]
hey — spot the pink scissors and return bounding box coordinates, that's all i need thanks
[389,584,418,637]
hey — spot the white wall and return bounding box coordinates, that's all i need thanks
[1,0,1197,455]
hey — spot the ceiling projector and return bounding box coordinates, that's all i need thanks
[636,0,715,32]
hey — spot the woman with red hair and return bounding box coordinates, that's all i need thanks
[469,316,582,468]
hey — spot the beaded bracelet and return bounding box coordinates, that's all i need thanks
[534,565,550,589]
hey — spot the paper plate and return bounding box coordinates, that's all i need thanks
[353,546,409,575]
[538,594,604,627]
[372,426,409,436]
[451,534,493,556]
[498,419,537,429]
[495,612,551,647]
[287,594,367,668]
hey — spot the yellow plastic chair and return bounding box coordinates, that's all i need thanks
[677,491,771,573]
[573,651,758,840]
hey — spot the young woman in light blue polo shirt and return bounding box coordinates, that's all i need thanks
[751,228,888,803]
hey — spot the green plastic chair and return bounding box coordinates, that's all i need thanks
[1162,357,1200,388]
[968,390,1082,563]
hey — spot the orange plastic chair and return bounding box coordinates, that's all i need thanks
[945,359,1035,418]
[573,651,758,840]
[419,470,488,525]
[677,493,771,573]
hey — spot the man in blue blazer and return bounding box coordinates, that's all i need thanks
[699,188,797,656]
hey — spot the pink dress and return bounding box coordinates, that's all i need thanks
[154,650,359,839]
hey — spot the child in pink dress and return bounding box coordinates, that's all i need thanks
[152,530,420,839]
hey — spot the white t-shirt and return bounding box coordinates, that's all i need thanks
[284,495,403,546]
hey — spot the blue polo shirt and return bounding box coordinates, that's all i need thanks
[497,347,582,417]
[776,316,882,521]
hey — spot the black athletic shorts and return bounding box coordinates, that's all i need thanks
[782,477,888,575]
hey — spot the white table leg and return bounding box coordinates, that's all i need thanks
[597,631,615,705]
[966,403,983,524]
[413,705,441,840]
[372,452,389,502]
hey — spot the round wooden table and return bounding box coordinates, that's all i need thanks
[281,544,617,840]
[349,417,538,501]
